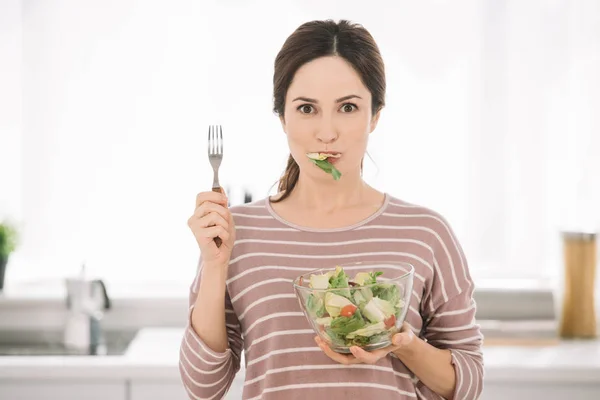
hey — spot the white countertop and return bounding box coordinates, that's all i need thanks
[1,328,600,384]
[483,340,600,383]
[0,328,189,380]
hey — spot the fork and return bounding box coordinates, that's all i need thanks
[208,124,224,247]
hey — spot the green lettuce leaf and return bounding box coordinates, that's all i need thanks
[329,310,366,336]
[328,267,352,298]
[306,294,326,318]
[310,158,342,180]
[372,283,400,306]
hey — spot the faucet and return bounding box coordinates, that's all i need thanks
[63,263,111,354]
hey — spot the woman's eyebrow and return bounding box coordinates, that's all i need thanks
[291,94,363,103]
[335,94,362,103]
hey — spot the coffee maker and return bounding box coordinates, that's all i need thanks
[63,263,111,354]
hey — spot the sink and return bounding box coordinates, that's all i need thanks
[0,329,139,356]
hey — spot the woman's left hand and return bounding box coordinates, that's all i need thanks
[315,322,416,365]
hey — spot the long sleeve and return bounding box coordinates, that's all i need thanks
[179,262,244,400]
[418,215,484,400]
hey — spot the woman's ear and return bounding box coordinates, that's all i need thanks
[369,109,382,133]
[279,115,287,134]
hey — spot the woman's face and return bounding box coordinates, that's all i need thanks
[281,56,380,182]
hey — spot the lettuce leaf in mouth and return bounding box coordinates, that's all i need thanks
[308,158,342,180]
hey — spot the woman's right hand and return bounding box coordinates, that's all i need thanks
[187,189,236,269]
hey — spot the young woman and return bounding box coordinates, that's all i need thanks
[181,19,484,400]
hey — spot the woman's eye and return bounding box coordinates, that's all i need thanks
[298,104,314,114]
[341,103,357,113]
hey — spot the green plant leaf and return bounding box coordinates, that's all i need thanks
[0,221,19,259]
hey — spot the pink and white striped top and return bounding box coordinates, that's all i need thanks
[179,193,484,399]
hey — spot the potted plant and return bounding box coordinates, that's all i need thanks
[0,220,18,291]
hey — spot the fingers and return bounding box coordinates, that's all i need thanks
[189,222,231,244]
[194,210,230,232]
[203,225,230,243]
[187,207,231,244]
[196,190,227,209]
[195,201,229,221]
[314,337,361,365]
[349,346,385,364]
[392,327,415,347]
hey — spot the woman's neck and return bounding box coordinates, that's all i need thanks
[286,172,374,213]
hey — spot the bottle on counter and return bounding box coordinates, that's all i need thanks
[558,231,597,339]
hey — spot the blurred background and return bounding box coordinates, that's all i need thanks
[0,0,599,399]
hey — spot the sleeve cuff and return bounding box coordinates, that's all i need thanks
[186,305,232,362]
[449,348,480,400]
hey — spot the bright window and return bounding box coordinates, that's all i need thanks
[1,0,598,288]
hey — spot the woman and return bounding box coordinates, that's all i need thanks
[180,19,484,400]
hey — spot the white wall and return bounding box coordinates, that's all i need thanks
[0,0,22,223]
[2,0,599,285]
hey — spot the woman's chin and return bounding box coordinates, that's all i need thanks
[306,168,343,182]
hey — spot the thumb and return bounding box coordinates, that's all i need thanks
[221,187,229,204]
[392,334,404,346]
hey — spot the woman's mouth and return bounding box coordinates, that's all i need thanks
[306,152,342,162]
[325,154,341,164]
[305,152,343,180]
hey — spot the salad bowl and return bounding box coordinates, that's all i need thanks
[292,261,414,354]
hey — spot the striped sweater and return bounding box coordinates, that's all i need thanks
[179,193,484,399]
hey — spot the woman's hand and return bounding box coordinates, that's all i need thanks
[315,322,416,365]
[187,188,236,269]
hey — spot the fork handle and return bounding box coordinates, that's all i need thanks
[212,186,223,248]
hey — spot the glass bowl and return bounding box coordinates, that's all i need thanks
[292,261,414,354]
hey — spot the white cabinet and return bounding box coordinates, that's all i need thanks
[130,378,244,400]
[130,381,188,400]
[481,383,600,400]
[0,380,126,400]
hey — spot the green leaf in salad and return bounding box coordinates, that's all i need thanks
[328,266,352,298]
[346,321,387,339]
[349,335,371,346]
[306,294,326,318]
[324,327,347,346]
[329,309,366,336]
[372,284,406,317]
[372,283,400,307]
[352,289,368,307]
[350,331,391,347]
[371,297,396,318]
[353,271,383,286]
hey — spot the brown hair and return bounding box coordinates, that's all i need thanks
[271,19,386,203]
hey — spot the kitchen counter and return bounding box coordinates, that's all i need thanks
[2,280,599,399]
[1,327,599,383]
[0,328,213,380]
[0,328,247,400]
[2,328,600,400]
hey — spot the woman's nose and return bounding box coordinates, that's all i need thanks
[315,119,339,143]
[317,134,337,144]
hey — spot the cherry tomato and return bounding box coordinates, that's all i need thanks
[340,304,357,317]
[384,314,396,328]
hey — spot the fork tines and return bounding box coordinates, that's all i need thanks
[208,125,223,155]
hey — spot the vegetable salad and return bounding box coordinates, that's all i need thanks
[304,266,405,348]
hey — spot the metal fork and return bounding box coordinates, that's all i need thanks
[208,124,224,247]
